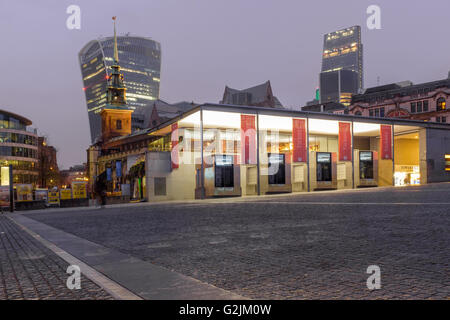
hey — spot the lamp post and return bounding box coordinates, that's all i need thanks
[9,165,14,213]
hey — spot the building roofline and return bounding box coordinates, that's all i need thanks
[103,103,450,145]
[152,103,450,132]
[0,109,32,126]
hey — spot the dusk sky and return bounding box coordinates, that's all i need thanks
[1,0,449,169]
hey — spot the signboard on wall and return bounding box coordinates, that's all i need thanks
[240,115,256,165]
[293,119,307,163]
[338,122,352,161]
[171,123,179,169]
[16,184,33,202]
[72,182,87,199]
[380,125,392,160]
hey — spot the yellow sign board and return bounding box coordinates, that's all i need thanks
[60,189,72,200]
[72,182,87,199]
[48,191,60,205]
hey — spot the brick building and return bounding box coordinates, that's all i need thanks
[348,75,449,122]
[37,136,60,188]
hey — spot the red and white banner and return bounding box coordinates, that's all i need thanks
[380,125,392,160]
[240,115,256,165]
[338,122,352,161]
[171,123,179,169]
[292,119,307,163]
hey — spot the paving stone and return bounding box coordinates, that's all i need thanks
[0,216,113,300]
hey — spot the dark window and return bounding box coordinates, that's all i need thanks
[268,153,286,185]
[423,100,429,112]
[354,111,362,116]
[436,117,441,123]
[437,98,446,111]
[214,155,234,188]
[417,101,422,113]
[369,109,374,117]
[411,102,416,113]
[316,152,332,182]
[380,107,385,117]
[443,117,447,123]
[375,109,380,117]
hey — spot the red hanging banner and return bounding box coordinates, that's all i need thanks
[292,119,307,163]
[171,123,179,169]
[338,122,352,161]
[240,115,256,164]
[380,125,392,160]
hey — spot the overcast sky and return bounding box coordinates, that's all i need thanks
[0,0,449,169]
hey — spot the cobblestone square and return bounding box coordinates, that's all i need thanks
[16,183,450,299]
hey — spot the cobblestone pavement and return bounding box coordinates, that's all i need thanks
[0,215,113,300]
[25,184,450,299]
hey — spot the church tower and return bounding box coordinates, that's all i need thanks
[100,17,133,142]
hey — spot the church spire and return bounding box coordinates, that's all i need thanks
[106,16,127,107]
[113,16,119,64]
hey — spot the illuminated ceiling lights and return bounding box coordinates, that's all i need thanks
[308,119,339,135]
[259,115,294,131]
[202,111,241,129]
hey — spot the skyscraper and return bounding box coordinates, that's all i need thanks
[319,26,363,105]
[79,35,161,143]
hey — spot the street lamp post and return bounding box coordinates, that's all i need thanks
[9,164,14,213]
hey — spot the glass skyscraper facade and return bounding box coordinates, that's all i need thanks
[320,26,363,104]
[79,36,161,143]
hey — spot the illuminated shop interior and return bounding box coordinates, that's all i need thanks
[133,105,450,201]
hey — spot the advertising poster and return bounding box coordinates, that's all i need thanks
[292,119,307,163]
[60,189,72,200]
[171,123,179,169]
[0,186,10,207]
[240,115,256,165]
[380,125,392,160]
[16,184,33,202]
[72,182,87,199]
[338,122,352,161]
[35,189,48,201]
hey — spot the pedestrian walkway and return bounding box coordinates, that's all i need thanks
[0,215,113,300]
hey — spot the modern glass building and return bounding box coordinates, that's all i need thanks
[320,26,363,104]
[0,109,38,185]
[79,35,162,143]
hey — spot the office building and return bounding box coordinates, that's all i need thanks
[0,109,38,185]
[320,26,363,104]
[79,34,161,142]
